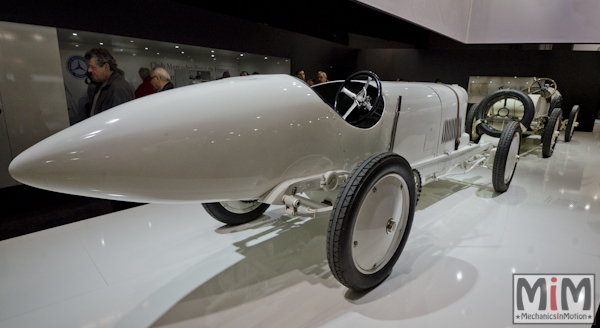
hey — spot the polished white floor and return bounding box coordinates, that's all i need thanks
[1,132,600,328]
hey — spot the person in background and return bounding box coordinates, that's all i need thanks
[85,48,134,116]
[317,71,328,84]
[307,79,315,86]
[150,67,174,92]
[240,71,249,76]
[135,67,156,98]
[222,72,231,79]
[295,69,306,81]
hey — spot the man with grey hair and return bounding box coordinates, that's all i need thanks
[150,67,174,92]
[135,67,156,98]
[85,48,134,116]
[317,71,328,84]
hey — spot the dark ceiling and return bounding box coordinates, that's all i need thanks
[170,0,435,48]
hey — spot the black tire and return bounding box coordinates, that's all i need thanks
[465,103,482,143]
[327,152,415,291]
[564,105,579,142]
[549,94,563,114]
[202,201,270,225]
[413,169,422,206]
[542,108,562,158]
[492,121,521,192]
[476,89,535,138]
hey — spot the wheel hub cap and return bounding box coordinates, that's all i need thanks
[351,173,410,274]
[386,219,397,234]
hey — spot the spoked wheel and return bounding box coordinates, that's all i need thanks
[202,200,270,225]
[542,108,562,158]
[327,152,415,291]
[465,102,482,143]
[492,121,522,192]
[564,105,579,142]
[476,89,534,138]
[334,71,383,125]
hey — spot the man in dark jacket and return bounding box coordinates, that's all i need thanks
[85,48,134,116]
[150,67,174,92]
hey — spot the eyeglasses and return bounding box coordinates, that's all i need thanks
[150,76,158,80]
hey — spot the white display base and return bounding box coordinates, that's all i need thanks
[1,132,600,328]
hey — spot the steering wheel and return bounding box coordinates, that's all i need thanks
[334,71,383,125]
[528,77,557,99]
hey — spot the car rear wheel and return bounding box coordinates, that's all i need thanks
[564,105,579,142]
[327,152,415,291]
[542,108,562,158]
[202,200,270,225]
[476,89,534,138]
[492,121,521,192]
[465,102,482,143]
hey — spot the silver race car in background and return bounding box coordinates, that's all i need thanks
[9,71,522,291]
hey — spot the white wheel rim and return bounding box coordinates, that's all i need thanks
[570,111,578,136]
[220,200,261,214]
[504,132,520,183]
[351,173,410,274]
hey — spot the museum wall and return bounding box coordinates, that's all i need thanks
[0,0,357,81]
[357,48,600,132]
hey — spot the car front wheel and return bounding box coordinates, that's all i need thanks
[327,152,415,291]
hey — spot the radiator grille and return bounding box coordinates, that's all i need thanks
[442,117,461,144]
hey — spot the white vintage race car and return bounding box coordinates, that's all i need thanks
[466,77,580,158]
[9,71,523,291]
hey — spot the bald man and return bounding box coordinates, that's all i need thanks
[150,67,174,92]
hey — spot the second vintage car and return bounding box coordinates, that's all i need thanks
[466,77,580,158]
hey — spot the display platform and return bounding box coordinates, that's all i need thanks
[1,132,599,328]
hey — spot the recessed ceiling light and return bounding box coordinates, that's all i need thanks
[181,51,184,54]
[240,54,244,56]
[211,54,214,57]
[99,42,104,45]
[130,40,134,43]
[75,44,79,47]
[73,33,78,36]
[133,54,136,56]
[157,52,160,55]
[264,56,268,60]
[145,47,148,50]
